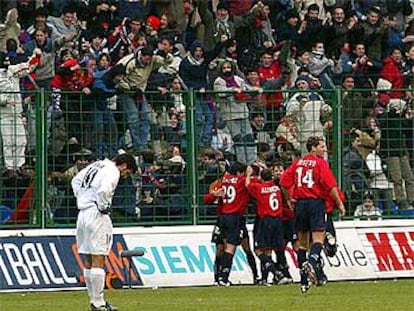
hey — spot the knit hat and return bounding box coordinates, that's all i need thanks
[146,15,161,30]
[140,46,154,56]
[376,77,392,91]
[73,148,93,157]
[295,75,311,86]
[285,10,300,20]
[217,1,229,11]
[367,6,381,16]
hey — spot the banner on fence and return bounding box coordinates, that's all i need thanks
[0,234,142,291]
[0,220,413,291]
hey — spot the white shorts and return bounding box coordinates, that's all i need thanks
[76,207,113,255]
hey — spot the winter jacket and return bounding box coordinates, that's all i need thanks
[0,66,22,113]
[22,38,57,82]
[179,40,222,90]
[285,91,331,148]
[117,50,173,91]
[343,146,371,189]
[214,73,249,121]
[50,59,94,91]
[380,56,404,99]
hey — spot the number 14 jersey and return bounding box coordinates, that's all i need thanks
[280,154,338,200]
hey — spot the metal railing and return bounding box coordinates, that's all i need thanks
[0,87,413,228]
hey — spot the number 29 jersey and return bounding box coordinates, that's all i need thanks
[279,154,338,200]
[221,173,250,215]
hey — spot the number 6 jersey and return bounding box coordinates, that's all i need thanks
[279,154,338,200]
[247,180,283,218]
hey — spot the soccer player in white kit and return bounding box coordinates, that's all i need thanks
[72,154,137,311]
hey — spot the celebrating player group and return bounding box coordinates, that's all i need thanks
[206,136,345,292]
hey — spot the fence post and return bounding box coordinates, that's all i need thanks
[187,89,198,225]
[334,87,344,195]
[35,88,48,228]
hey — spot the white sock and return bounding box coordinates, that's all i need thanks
[90,268,106,307]
[84,268,92,302]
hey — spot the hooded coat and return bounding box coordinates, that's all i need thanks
[179,40,209,90]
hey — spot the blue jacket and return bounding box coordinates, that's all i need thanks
[93,68,117,96]
[179,41,208,90]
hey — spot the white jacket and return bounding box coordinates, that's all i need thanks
[365,150,393,189]
[0,66,23,113]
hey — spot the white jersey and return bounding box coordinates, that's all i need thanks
[71,158,120,213]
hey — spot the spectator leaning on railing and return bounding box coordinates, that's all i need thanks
[116,46,173,154]
[213,60,256,164]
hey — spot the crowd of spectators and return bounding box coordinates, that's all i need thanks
[0,0,414,224]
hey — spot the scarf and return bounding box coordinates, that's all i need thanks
[224,75,238,87]
[187,53,204,66]
[215,16,231,38]
[224,75,246,101]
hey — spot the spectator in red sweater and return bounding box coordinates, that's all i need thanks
[258,49,288,131]
[380,47,404,99]
[49,50,95,156]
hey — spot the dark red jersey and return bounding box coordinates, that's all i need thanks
[248,180,283,217]
[275,180,295,221]
[281,191,296,221]
[280,154,338,200]
[324,186,346,214]
[203,180,224,216]
[258,60,284,109]
[221,173,249,215]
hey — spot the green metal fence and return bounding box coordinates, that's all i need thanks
[0,87,413,229]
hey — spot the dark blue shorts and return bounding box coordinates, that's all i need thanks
[211,219,224,245]
[254,216,284,250]
[283,217,297,243]
[295,199,326,233]
[218,214,246,245]
[241,216,249,240]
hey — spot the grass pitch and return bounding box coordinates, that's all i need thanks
[0,280,413,311]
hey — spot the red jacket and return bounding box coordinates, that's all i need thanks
[380,56,404,99]
[50,59,94,91]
